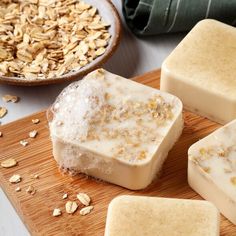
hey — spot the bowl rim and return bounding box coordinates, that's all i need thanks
[0,0,122,86]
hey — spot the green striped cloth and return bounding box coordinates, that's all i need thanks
[122,0,236,36]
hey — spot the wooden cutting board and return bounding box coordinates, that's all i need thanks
[0,69,235,236]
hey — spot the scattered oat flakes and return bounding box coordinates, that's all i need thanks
[0,0,111,80]
[1,158,17,168]
[20,140,28,147]
[0,107,7,118]
[32,119,40,124]
[203,167,211,173]
[31,174,39,179]
[230,177,236,186]
[65,201,78,214]
[53,208,62,217]
[56,121,63,126]
[80,206,94,216]
[2,94,19,103]
[62,193,68,199]
[29,130,38,138]
[9,174,21,183]
[137,150,147,160]
[34,174,39,179]
[26,185,36,195]
[95,47,106,56]
[15,187,21,192]
[77,193,91,206]
[224,168,232,173]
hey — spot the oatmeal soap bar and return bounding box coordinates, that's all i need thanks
[105,195,220,236]
[188,119,236,224]
[49,69,183,190]
[161,19,236,124]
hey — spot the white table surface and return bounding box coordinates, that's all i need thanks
[0,1,185,235]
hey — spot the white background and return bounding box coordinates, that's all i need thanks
[0,0,185,235]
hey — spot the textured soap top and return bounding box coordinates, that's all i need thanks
[163,19,236,99]
[106,196,219,236]
[49,69,182,163]
[189,119,236,198]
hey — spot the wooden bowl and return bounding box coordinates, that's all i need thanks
[0,0,121,86]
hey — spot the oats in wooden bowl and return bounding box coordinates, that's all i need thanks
[0,0,121,86]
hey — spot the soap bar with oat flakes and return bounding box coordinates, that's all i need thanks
[49,69,183,190]
[188,119,236,224]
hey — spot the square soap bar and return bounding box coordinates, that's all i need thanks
[188,119,236,224]
[105,195,220,236]
[161,19,236,124]
[49,69,183,190]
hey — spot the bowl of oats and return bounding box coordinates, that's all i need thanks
[0,0,121,86]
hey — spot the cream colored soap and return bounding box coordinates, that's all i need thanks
[188,119,236,224]
[161,19,236,124]
[49,69,183,190]
[105,195,220,236]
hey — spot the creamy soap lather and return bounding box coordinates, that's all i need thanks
[49,69,183,190]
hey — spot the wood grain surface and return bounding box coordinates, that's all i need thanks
[0,69,235,236]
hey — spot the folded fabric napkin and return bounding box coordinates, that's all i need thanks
[122,0,236,36]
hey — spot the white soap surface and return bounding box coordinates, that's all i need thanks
[49,69,183,189]
[161,19,236,124]
[188,119,236,224]
[105,195,220,236]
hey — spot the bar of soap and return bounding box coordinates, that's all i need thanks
[188,119,236,224]
[160,19,236,124]
[49,69,183,190]
[105,195,220,236]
